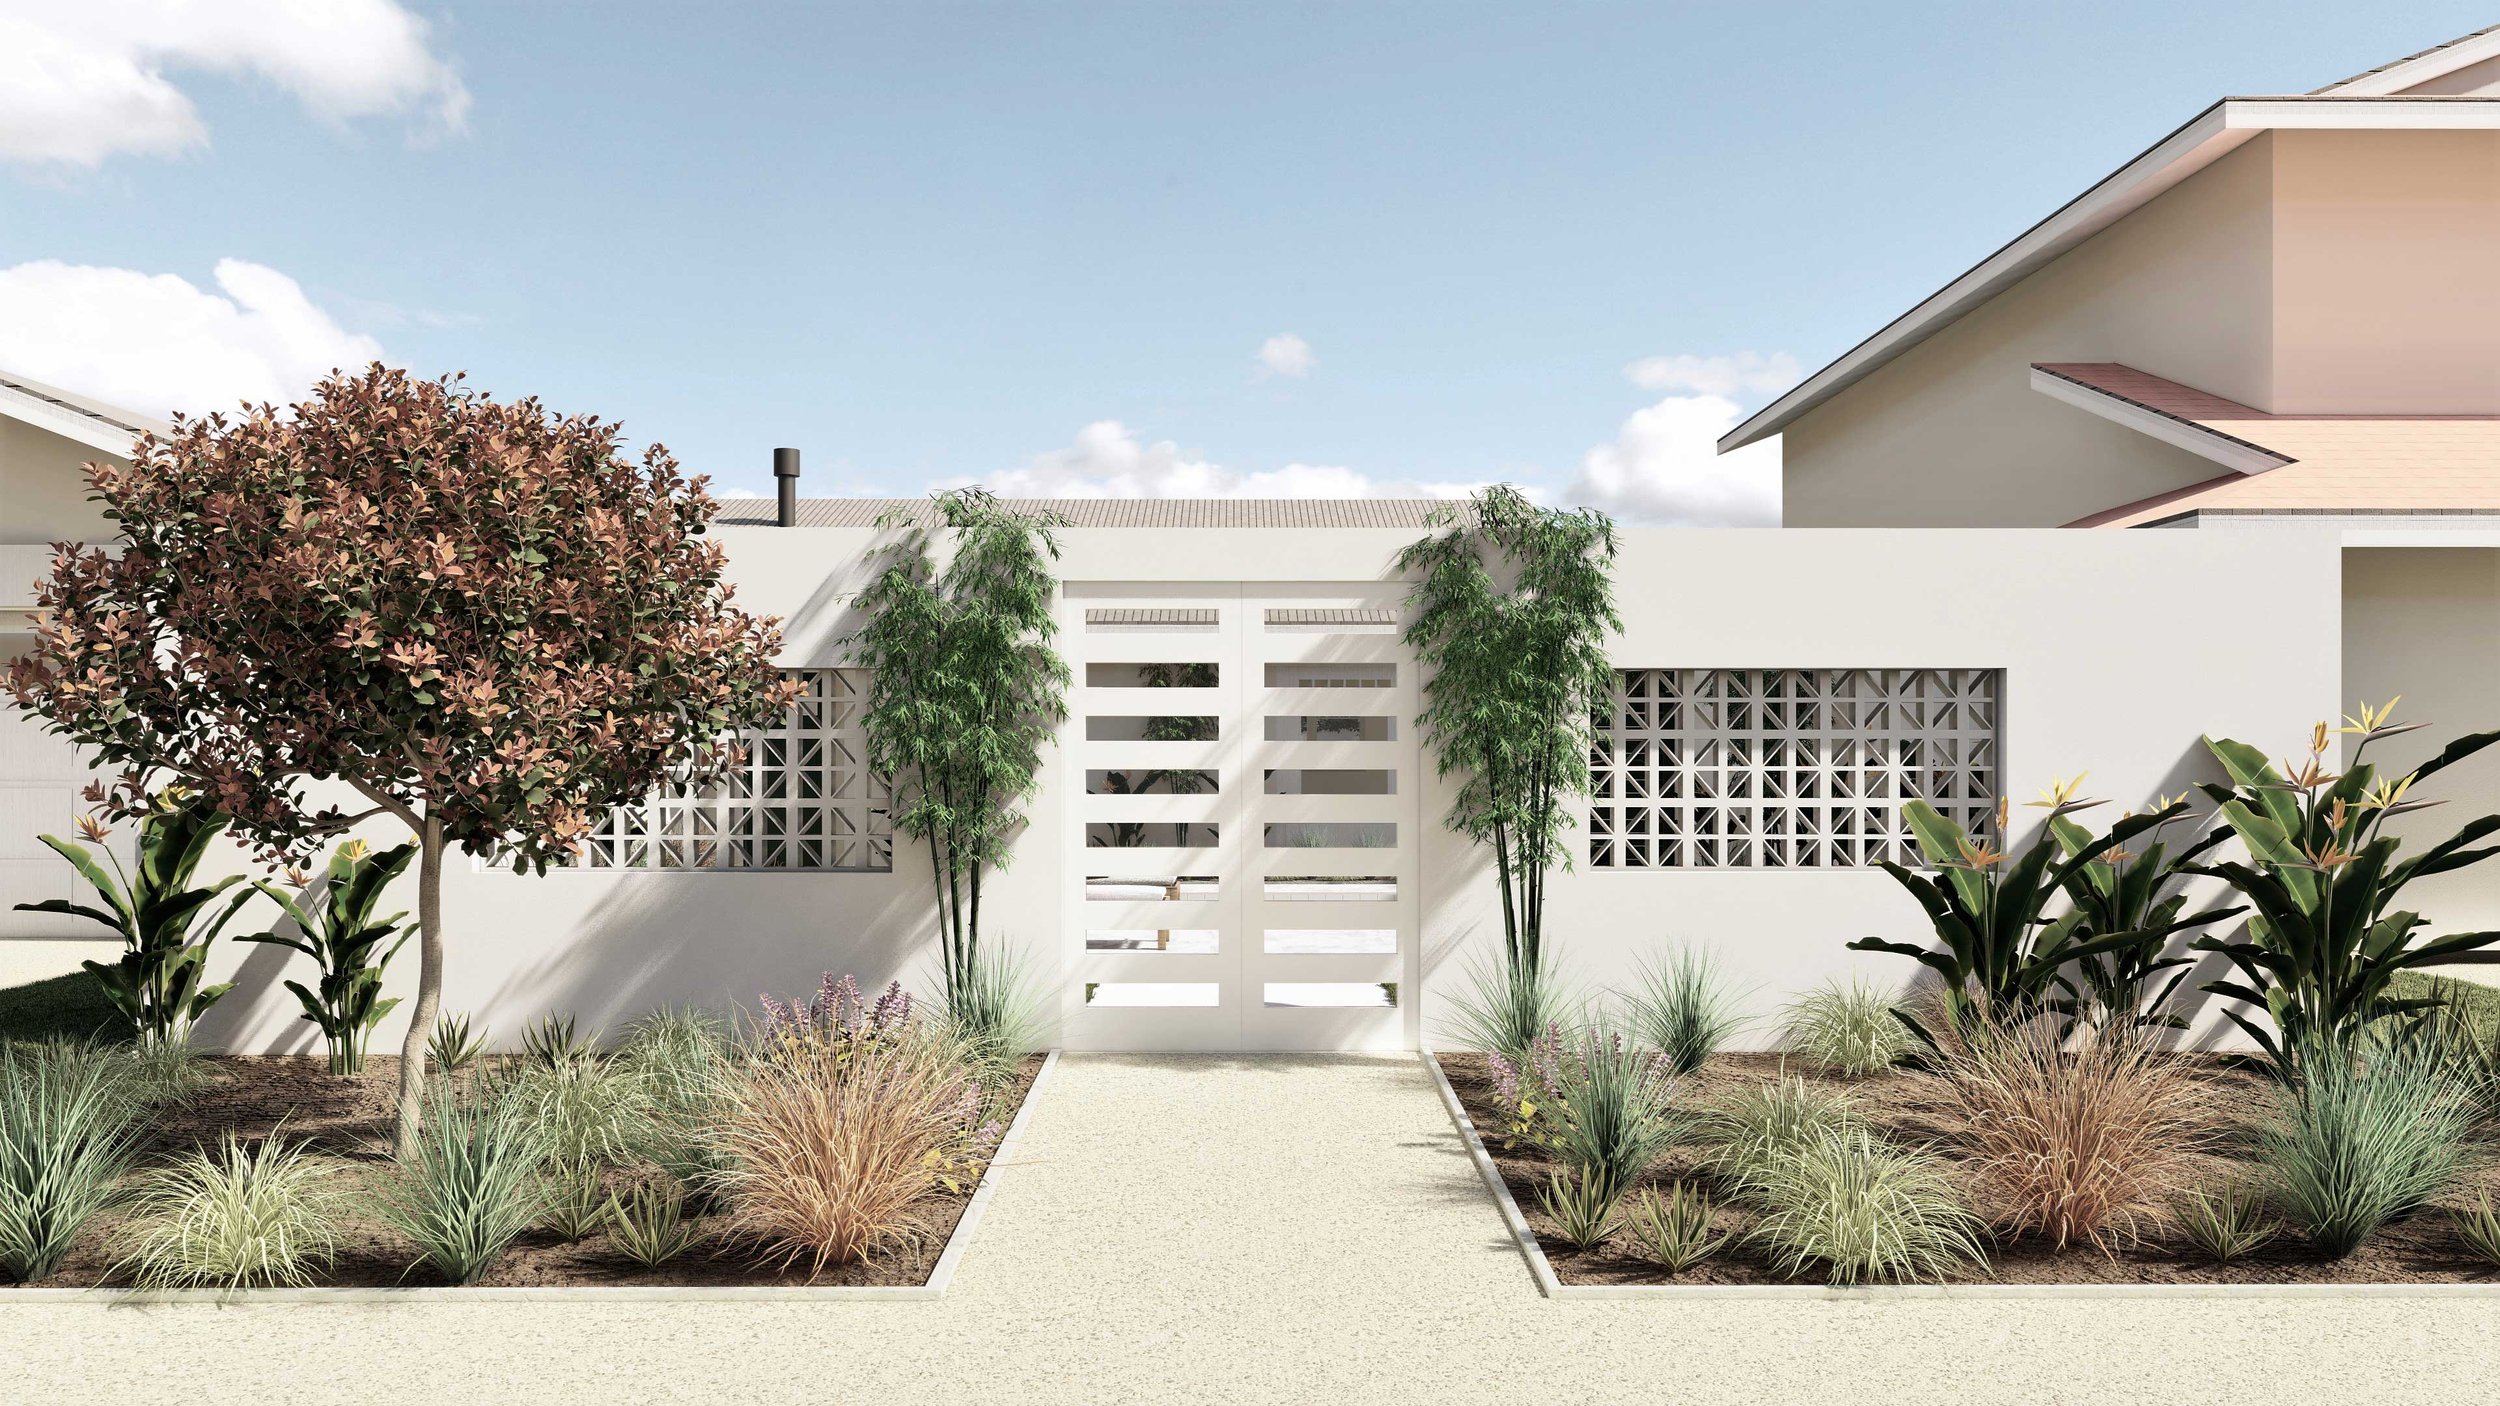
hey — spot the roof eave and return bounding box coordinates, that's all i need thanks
[0,373,167,457]
[2025,365,2289,475]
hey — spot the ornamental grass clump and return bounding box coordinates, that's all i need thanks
[1625,945,1749,1077]
[1702,1074,1865,1189]
[0,1041,143,1282]
[113,1134,341,1291]
[1445,954,1578,1064]
[714,976,1001,1275]
[2176,1182,2276,1265]
[1783,980,1911,1078]
[607,1181,701,1268]
[941,945,1050,1084]
[618,1007,734,1199]
[1937,1016,2209,1250]
[493,1053,656,1169]
[2262,1032,2476,1258]
[379,1084,553,1285]
[1739,1124,1984,1285]
[1627,1181,1723,1273]
[1548,1028,1682,1197]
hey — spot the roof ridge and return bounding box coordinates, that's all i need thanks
[2313,22,2500,94]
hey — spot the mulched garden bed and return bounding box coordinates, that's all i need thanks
[1437,1050,2500,1286]
[31,1052,1044,1291]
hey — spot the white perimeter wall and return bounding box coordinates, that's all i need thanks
[1417,527,2342,1049]
[2342,547,2500,943]
[2,523,2344,1052]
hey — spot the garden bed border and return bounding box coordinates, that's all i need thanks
[2,1048,1062,1304]
[1420,1049,2500,1302]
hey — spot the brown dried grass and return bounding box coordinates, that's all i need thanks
[1936,1016,2211,1252]
[711,1025,985,1276]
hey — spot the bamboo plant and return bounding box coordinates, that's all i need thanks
[850,489,1070,1043]
[1397,485,1620,1052]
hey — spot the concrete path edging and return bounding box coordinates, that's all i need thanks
[0,1048,1063,1305]
[1420,1047,2500,1302]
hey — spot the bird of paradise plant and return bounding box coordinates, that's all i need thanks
[242,837,418,1074]
[2046,787,2244,1029]
[1849,781,2210,1041]
[2189,699,2500,1074]
[11,791,257,1047]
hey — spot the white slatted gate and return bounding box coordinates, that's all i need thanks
[1062,583,1420,1052]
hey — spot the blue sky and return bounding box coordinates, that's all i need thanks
[2,2,2492,516]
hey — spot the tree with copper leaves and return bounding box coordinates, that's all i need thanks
[5,364,795,1153]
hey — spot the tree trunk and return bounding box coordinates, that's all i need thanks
[391,817,446,1159]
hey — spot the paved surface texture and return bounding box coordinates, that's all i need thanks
[16,1052,2500,1404]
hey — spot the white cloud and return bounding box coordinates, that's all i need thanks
[1255,332,1315,380]
[962,420,1478,501]
[1565,353,1796,525]
[0,0,468,168]
[0,257,384,417]
[1622,350,1801,400]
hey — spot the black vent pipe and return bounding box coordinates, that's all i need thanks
[773,447,800,527]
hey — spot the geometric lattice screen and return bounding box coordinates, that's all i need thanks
[1589,668,2000,869]
[574,668,893,872]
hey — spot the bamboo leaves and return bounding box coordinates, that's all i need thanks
[850,491,1069,1034]
[1397,486,1620,983]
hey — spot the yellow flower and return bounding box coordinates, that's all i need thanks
[2310,721,2331,756]
[2362,773,2416,811]
[339,838,371,862]
[2340,697,2404,737]
[2028,773,2089,809]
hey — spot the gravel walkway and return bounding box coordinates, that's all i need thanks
[13,1053,2500,1404]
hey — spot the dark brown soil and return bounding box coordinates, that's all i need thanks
[35,1052,1043,1290]
[1437,1051,2500,1286]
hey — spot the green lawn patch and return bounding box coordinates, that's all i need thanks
[0,970,133,1044]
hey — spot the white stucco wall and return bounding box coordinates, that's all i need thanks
[1415,526,2343,1049]
[2341,546,2500,942]
[0,519,2349,1053]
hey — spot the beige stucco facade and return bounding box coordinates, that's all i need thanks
[1780,129,2500,528]
[0,416,119,549]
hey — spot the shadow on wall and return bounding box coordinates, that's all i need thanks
[481,872,951,1040]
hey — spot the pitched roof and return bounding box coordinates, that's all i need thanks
[2314,24,2500,95]
[0,371,167,457]
[713,497,1454,529]
[2039,362,2500,527]
[1719,29,2500,456]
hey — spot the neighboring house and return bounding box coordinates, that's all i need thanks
[1724,24,2500,939]
[0,373,158,974]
